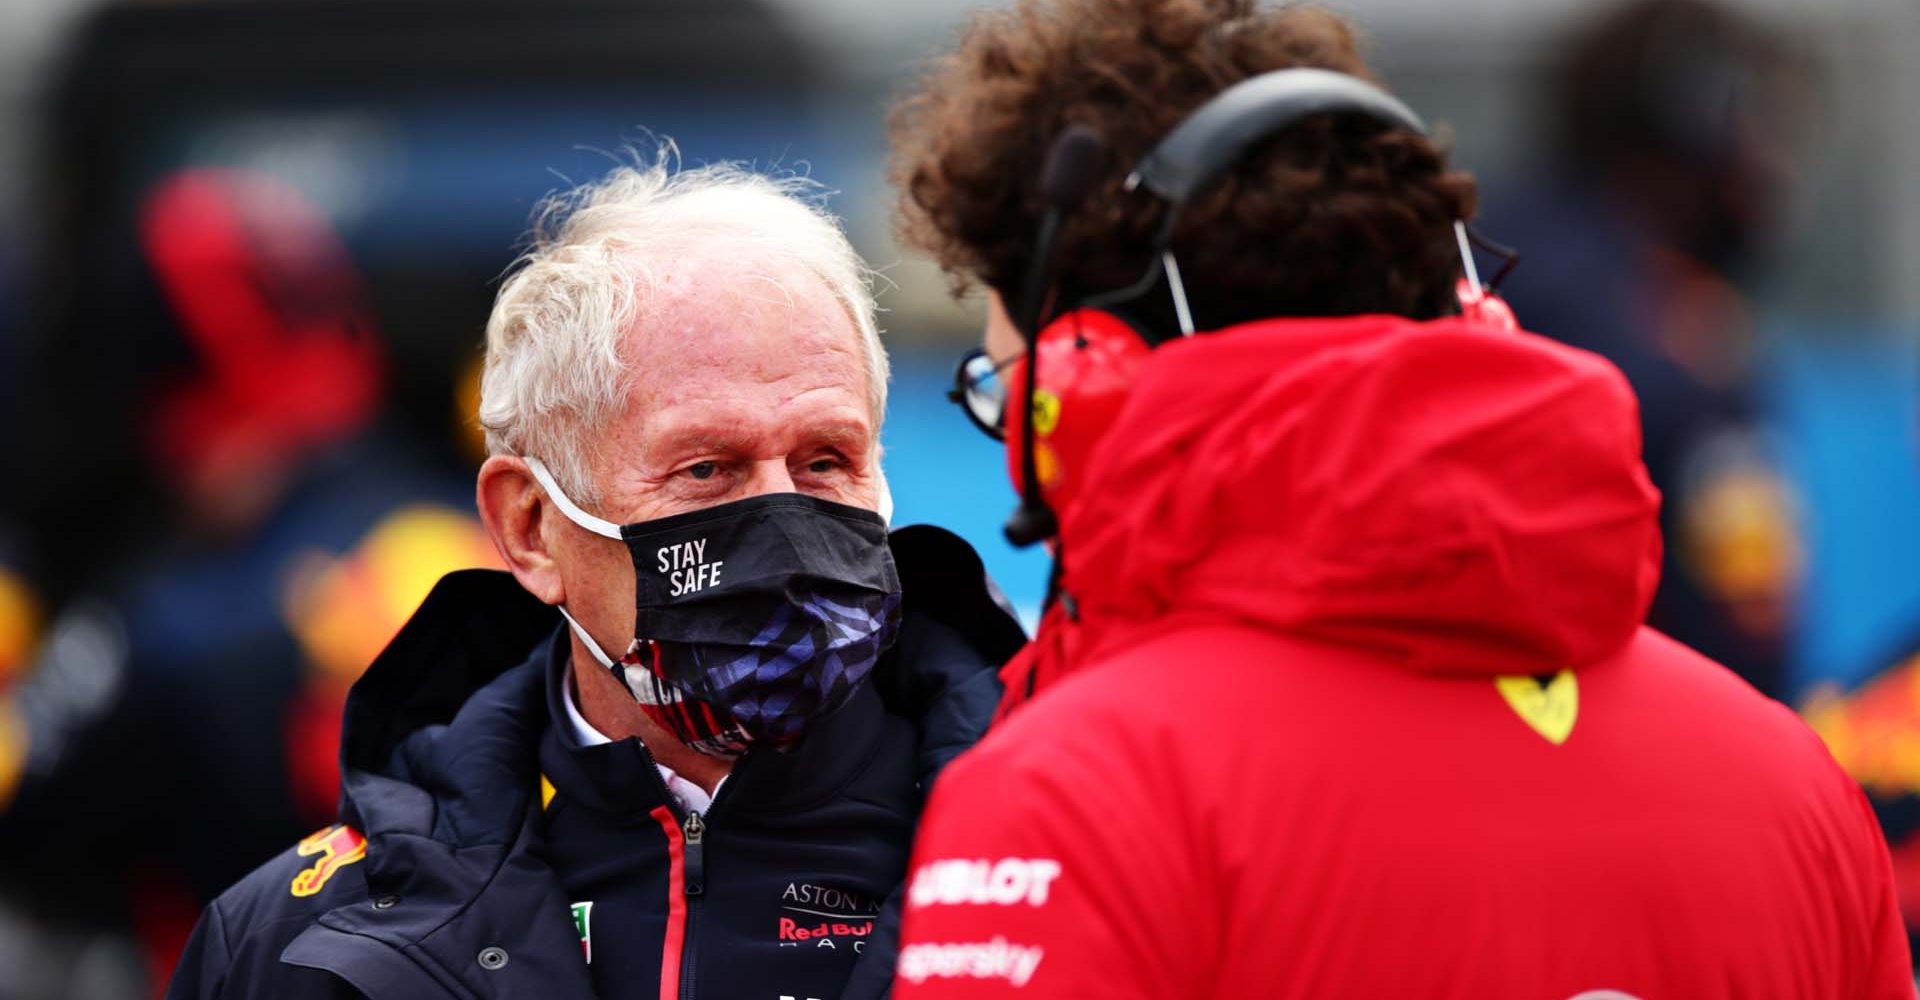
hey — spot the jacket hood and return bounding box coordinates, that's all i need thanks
[1059,314,1662,678]
[336,569,558,849]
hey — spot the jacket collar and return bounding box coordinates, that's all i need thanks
[538,617,900,822]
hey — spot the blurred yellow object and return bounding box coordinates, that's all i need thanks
[1679,462,1802,639]
[0,568,43,687]
[1682,468,1800,597]
[0,699,25,810]
[455,353,489,468]
[284,506,502,682]
[1804,652,1920,796]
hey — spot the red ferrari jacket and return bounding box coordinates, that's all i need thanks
[895,314,1913,999]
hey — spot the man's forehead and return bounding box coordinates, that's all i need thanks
[620,251,861,369]
[600,249,874,456]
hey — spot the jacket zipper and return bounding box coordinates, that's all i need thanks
[631,729,740,1000]
[679,808,705,1000]
[676,760,740,1000]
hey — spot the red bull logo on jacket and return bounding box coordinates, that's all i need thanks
[289,824,366,897]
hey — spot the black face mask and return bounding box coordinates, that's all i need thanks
[529,459,902,757]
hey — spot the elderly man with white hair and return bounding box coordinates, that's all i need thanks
[167,159,1023,1000]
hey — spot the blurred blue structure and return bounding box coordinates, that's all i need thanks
[1770,329,1920,695]
[885,353,1050,624]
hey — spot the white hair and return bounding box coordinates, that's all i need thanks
[478,152,887,507]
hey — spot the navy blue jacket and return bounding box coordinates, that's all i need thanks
[167,526,1020,1000]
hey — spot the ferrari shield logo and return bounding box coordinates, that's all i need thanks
[1494,670,1579,746]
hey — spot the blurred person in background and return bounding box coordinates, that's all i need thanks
[1483,0,1920,961]
[885,0,1909,995]
[1479,0,1807,699]
[0,167,497,996]
[167,156,1021,1000]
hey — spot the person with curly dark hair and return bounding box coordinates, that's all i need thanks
[894,2,1474,330]
[887,1,1912,996]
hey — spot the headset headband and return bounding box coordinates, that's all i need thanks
[1127,68,1429,208]
[1004,68,1450,549]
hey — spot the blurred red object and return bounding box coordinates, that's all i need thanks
[139,169,386,507]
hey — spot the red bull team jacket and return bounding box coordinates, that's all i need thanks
[168,525,1020,1000]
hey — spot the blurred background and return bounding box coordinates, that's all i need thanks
[0,0,1915,995]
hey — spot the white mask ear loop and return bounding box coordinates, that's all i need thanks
[558,605,657,709]
[525,456,634,672]
[524,457,623,539]
[556,606,619,669]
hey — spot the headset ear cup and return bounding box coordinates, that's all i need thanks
[1456,277,1521,332]
[1003,309,1155,526]
[1467,294,1521,332]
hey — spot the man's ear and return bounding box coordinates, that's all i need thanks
[477,455,565,606]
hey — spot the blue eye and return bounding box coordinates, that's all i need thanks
[808,458,838,474]
[687,461,718,480]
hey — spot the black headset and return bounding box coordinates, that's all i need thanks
[1004,68,1444,548]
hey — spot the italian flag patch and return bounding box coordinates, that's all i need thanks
[571,901,593,963]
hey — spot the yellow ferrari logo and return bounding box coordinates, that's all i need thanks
[1030,390,1062,437]
[1494,670,1578,745]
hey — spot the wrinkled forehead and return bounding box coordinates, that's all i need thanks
[624,252,865,377]
[606,251,876,442]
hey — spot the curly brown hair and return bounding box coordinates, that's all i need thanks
[890,0,1479,327]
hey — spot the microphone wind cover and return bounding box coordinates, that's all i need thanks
[1039,125,1107,211]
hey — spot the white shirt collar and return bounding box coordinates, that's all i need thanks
[562,660,719,815]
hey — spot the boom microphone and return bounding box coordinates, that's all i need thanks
[1006,126,1107,549]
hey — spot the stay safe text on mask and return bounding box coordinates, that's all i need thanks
[659,539,724,597]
